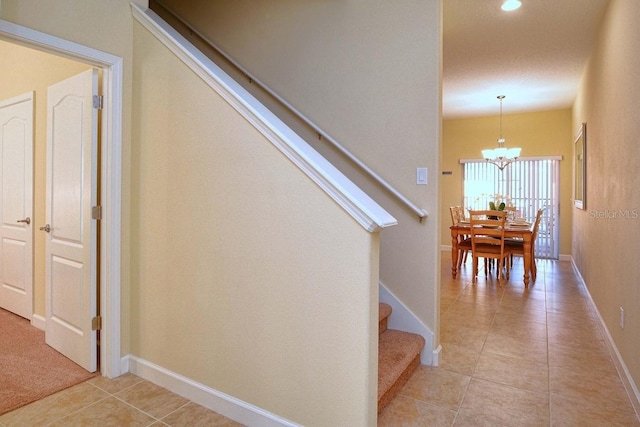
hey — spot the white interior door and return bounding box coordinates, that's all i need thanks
[0,92,34,320]
[45,69,98,372]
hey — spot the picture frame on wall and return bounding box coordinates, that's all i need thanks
[574,122,586,209]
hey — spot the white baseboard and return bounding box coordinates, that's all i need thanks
[31,314,46,331]
[124,355,301,427]
[570,258,640,420]
[379,282,435,365]
[432,345,442,366]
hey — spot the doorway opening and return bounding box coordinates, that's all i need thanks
[0,19,123,378]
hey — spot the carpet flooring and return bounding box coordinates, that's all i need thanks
[0,308,96,415]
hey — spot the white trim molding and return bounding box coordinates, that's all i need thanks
[131,3,396,233]
[126,355,302,427]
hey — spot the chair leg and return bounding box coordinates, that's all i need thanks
[472,257,478,284]
[457,249,465,270]
[531,259,537,281]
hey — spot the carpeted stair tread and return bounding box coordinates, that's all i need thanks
[378,329,425,412]
[379,303,392,335]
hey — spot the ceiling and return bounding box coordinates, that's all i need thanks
[443,0,610,119]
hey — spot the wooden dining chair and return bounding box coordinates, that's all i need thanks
[468,209,513,284]
[450,206,471,270]
[506,208,544,281]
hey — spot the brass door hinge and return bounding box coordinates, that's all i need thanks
[92,316,102,331]
[92,205,102,220]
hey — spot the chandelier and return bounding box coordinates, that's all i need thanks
[481,95,521,170]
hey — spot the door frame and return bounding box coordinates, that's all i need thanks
[0,19,123,378]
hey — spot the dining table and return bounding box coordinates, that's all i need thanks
[450,221,534,288]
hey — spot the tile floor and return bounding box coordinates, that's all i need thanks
[2,253,638,426]
[378,252,640,426]
[0,374,243,427]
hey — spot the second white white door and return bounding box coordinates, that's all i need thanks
[45,69,99,372]
[0,92,34,320]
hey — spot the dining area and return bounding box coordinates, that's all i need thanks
[449,206,544,288]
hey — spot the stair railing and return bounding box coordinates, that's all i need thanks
[150,0,428,221]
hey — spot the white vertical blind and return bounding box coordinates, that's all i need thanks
[460,158,560,259]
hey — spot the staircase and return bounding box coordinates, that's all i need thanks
[377,303,425,413]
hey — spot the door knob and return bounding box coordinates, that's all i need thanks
[17,217,31,225]
[39,224,51,233]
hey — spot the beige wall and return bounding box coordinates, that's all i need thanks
[442,109,574,256]
[573,0,640,398]
[131,22,380,425]
[0,40,91,315]
[156,0,443,356]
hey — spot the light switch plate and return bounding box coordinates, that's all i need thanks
[416,167,428,185]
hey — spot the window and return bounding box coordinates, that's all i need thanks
[461,158,560,259]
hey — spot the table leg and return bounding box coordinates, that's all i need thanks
[451,230,459,278]
[522,238,531,288]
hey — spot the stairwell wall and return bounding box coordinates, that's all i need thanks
[130,21,381,426]
[155,0,443,362]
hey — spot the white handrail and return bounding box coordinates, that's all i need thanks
[151,1,428,221]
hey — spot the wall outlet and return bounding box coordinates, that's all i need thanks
[619,307,625,329]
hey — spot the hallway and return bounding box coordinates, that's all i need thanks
[378,253,640,425]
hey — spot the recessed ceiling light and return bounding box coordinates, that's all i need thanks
[501,0,522,11]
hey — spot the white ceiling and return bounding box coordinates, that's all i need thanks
[443,0,610,119]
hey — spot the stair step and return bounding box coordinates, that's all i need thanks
[378,329,425,413]
[379,303,392,335]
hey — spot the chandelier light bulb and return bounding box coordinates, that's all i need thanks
[502,0,522,12]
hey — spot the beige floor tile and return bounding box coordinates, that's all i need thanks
[441,308,495,329]
[438,342,481,376]
[547,323,606,351]
[88,372,145,394]
[459,378,549,427]
[502,285,547,300]
[440,294,459,313]
[0,381,108,427]
[499,294,547,313]
[453,412,511,427]
[490,312,547,341]
[482,330,548,364]
[550,393,640,426]
[114,380,190,419]
[547,340,614,369]
[48,396,155,427]
[546,310,597,330]
[378,395,457,427]
[160,402,244,427]
[440,322,490,352]
[446,299,499,317]
[549,364,633,409]
[495,301,545,317]
[474,351,549,393]
[397,366,471,411]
